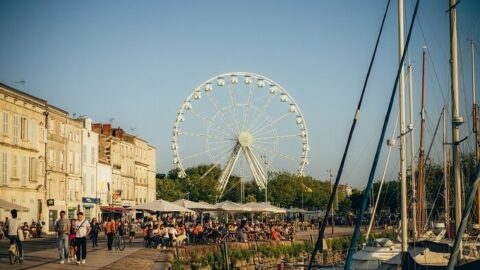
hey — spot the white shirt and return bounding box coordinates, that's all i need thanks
[7,218,21,236]
[75,219,91,238]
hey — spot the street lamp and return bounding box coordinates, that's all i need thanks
[328,169,335,234]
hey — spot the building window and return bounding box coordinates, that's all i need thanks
[82,145,87,164]
[1,152,7,185]
[13,115,20,144]
[83,173,87,193]
[21,117,29,141]
[2,111,8,136]
[59,151,64,170]
[91,146,95,165]
[68,151,73,173]
[91,175,94,193]
[30,120,36,148]
[12,154,17,178]
[30,157,37,181]
[48,118,55,133]
[75,152,79,174]
[21,156,27,186]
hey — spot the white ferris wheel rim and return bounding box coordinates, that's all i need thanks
[172,71,309,187]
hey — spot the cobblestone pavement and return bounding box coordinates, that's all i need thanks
[0,234,144,270]
[100,248,171,270]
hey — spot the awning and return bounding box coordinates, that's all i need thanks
[214,201,251,212]
[173,199,217,211]
[100,205,131,213]
[130,199,194,213]
[0,199,29,212]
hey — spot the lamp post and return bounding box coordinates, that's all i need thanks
[261,154,268,203]
[328,169,335,234]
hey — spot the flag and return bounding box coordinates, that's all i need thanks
[302,183,313,193]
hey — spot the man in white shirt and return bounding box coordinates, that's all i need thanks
[6,209,24,262]
[74,212,91,265]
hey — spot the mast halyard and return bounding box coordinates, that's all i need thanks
[417,47,427,235]
[443,106,451,238]
[471,39,480,226]
[408,62,418,240]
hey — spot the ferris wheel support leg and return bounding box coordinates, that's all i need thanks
[244,147,267,189]
[218,143,241,194]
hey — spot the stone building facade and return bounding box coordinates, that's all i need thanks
[0,84,47,227]
[1,83,157,231]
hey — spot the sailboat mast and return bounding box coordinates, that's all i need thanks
[408,63,417,240]
[449,0,464,258]
[417,47,427,235]
[443,107,450,236]
[398,0,409,253]
[471,40,480,225]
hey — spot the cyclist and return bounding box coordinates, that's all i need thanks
[6,209,24,263]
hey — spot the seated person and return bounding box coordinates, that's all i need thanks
[168,225,177,246]
[191,223,203,243]
[176,224,187,246]
[271,225,282,241]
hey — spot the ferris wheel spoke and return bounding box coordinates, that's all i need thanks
[252,144,300,163]
[227,83,242,133]
[205,92,239,135]
[243,146,267,189]
[181,131,234,142]
[189,109,235,138]
[252,112,290,136]
[218,143,242,194]
[247,94,274,131]
[253,127,277,139]
[255,133,301,141]
[242,83,255,131]
[209,144,237,168]
[182,143,233,161]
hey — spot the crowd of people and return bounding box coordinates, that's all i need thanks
[1,217,44,240]
[141,215,296,249]
[2,209,301,266]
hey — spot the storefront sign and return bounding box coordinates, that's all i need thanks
[47,199,54,206]
[82,197,100,204]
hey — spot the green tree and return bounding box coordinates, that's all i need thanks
[337,197,353,216]
[156,178,183,201]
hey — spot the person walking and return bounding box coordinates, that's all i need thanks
[74,212,91,265]
[105,217,116,251]
[68,219,77,263]
[54,210,70,264]
[90,218,100,248]
[36,218,44,238]
[6,209,24,263]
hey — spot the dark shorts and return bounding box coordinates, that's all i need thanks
[129,231,135,237]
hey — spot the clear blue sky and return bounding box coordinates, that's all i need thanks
[1,0,479,188]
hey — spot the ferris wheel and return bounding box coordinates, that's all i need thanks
[172,72,309,194]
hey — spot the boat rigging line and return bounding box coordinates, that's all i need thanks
[307,0,392,268]
[343,0,421,268]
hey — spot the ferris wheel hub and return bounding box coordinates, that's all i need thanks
[238,131,253,147]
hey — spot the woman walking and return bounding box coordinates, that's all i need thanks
[90,218,100,248]
[68,218,77,263]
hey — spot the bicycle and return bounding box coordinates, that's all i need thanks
[114,232,126,251]
[9,241,20,265]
